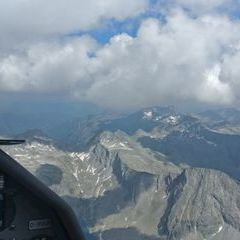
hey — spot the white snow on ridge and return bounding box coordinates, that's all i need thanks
[119,142,126,147]
[211,225,223,237]
[14,154,26,157]
[218,226,223,233]
[79,153,90,161]
[166,115,179,124]
[73,165,79,179]
[70,152,90,161]
[162,195,168,199]
[101,140,132,150]
[143,111,153,119]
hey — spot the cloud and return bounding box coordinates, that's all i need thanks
[0,0,148,52]
[1,9,240,109]
[174,0,236,14]
[152,0,238,18]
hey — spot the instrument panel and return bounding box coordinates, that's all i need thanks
[0,172,69,240]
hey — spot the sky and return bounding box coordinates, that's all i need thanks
[1,0,240,111]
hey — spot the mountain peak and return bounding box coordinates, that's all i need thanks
[141,106,178,122]
[14,129,51,144]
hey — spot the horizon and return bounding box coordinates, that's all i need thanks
[1,100,240,138]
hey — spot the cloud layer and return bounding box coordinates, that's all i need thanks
[0,0,148,52]
[175,0,236,14]
[1,1,240,109]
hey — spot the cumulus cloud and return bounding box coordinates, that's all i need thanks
[0,0,148,52]
[1,9,240,109]
[174,0,236,14]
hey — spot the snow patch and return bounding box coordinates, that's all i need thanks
[211,225,223,237]
[162,195,168,199]
[166,115,179,124]
[102,141,132,150]
[96,176,100,184]
[119,142,126,147]
[103,176,111,181]
[70,152,90,161]
[79,153,90,161]
[143,111,153,119]
[73,166,79,179]
[14,154,26,157]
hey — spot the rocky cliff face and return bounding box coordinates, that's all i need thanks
[159,168,240,240]
[3,129,240,240]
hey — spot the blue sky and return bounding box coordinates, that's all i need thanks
[66,2,165,44]
[66,0,240,45]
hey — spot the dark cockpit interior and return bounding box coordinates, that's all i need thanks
[0,140,85,240]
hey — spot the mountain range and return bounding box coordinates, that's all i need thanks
[2,106,240,240]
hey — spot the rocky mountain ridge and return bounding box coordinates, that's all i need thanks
[3,126,240,240]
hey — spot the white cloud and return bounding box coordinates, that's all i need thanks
[0,0,148,52]
[175,0,234,14]
[1,10,240,109]
[220,49,240,102]
[199,64,233,104]
[153,0,238,17]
